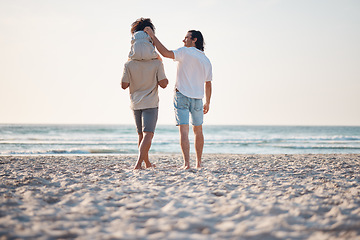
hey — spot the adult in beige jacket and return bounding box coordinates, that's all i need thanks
[121,18,168,169]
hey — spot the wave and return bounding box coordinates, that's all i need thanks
[0,140,137,145]
[208,135,360,142]
[1,148,137,155]
[2,125,360,155]
[206,139,360,145]
[276,145,360,150]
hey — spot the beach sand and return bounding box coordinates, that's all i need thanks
[1,154,359,239]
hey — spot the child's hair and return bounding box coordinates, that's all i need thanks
[131,18,155,34]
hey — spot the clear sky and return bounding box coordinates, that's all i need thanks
[1,0,359,126]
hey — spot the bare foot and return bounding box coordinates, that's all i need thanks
[180,165,190,170]
[145,163,156,169]
[196,160,202,169]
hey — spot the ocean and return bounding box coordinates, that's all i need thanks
[1,124,360,155]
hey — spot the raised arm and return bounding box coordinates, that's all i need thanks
[144,27,174,59]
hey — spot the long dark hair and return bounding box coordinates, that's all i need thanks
[131,18,155,34]
[189,30,205,51]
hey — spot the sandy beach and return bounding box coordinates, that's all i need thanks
[1,154,359,239]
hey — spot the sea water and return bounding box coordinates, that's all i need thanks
[1,124,360,155]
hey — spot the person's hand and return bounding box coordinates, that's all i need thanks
[158,79,168,89]
[144,26,154,38]
[203,102,210,114]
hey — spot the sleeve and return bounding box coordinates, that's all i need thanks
[173,47,185,62]
[206,62,213,82]
[157,62,167,81]
[121,64,130,83]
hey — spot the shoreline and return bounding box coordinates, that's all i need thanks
[1,154,360,239]
[1,152,359,156]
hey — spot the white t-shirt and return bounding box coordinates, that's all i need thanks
[173,47,212,99]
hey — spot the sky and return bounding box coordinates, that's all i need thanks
[1,0,359,126]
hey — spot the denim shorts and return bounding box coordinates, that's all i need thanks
[173,91,203,126]
[133,107,158,133]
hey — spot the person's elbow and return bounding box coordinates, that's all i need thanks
[205,81,212,89]
[158,79,168,88]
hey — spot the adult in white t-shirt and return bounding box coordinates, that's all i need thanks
[145,27,212,169]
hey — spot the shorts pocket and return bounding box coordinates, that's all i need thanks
[174,92,189,109]
[193,99,203,111]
